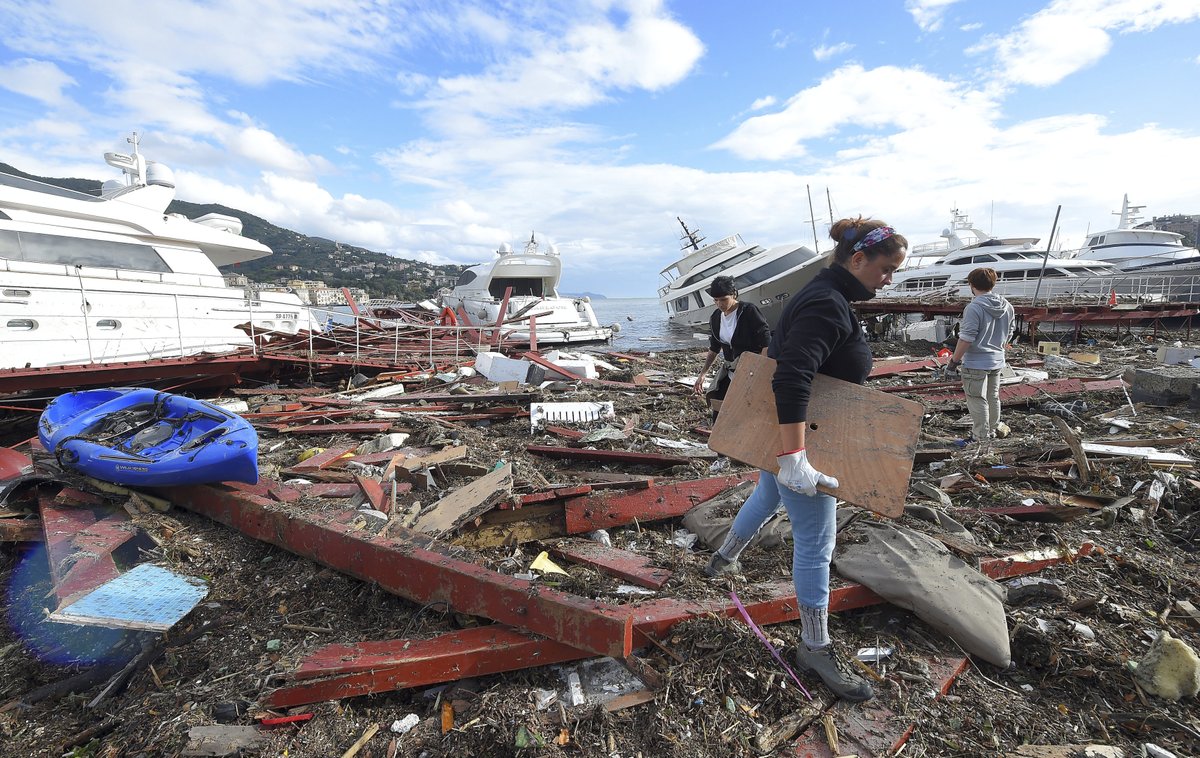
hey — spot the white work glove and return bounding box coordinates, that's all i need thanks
[776,449,839,496]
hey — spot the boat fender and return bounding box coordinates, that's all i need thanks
[440,306,458,327]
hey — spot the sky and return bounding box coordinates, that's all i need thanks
[1,0,1199,297]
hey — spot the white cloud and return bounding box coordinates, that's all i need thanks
[750,96,777,111]
[812,42,853,62]
[771,29,795,49]
[960,22,982,31]
[0,59,76,106]
[905,0,962,32]
[978,0,1200,87]
[712,65,997,161]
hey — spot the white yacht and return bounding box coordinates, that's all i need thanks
[0,133,314,369]
[441,233,615,345]
[883,209,1122,300]
[658,219,828,329]
[1062,195,1200,273]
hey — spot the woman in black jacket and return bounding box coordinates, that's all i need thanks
[692,276,771,415]
[704,218,908,703]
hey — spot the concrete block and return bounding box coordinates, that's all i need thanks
[1157,346,1200,365]
[1130,366,1200,405]
[474,352,533,384]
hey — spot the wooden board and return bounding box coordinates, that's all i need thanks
[708,351,923,518]
[412,463,513,536]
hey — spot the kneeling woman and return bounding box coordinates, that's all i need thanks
[706,218,907,702]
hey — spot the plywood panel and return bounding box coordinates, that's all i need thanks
[708,351,922,518]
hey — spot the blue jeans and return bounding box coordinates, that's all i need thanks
[728,470,837,609]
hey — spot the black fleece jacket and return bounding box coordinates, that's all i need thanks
[707,301,771,362]
[768,265,874,424]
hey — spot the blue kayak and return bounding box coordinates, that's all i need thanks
[39,388,258,486]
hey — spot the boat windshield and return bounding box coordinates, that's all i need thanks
[680,248,760,288]
[489,277,545,298]
[734,248,819,288]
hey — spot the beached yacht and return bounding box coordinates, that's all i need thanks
[440,233,614,345]
[882,209,1122,299]
[0,133,314,369]
[1061,195,1200,273]
[658,219,828,329]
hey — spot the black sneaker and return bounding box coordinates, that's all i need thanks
[702,552,741,577]
[794,644,874,701]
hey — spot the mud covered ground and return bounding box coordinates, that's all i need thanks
[0,328,1197,758]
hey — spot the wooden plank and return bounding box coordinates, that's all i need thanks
[527,446,692,468]
[549,539,673,589]
[400,445,468,472]
[708,351,923,518]
[0,518,42,541]
[1050,416,1090,483]
[412,464,513,536]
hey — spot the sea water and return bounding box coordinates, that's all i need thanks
[589,297,703,354]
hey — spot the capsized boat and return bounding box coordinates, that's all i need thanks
[658,218,829,329]
[39,388,258,486]
[441,232,615,345]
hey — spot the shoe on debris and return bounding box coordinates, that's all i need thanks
[794,643,874,701]
[702,552,741,578]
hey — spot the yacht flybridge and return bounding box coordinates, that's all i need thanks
[441,232,614,345]
[1062,195,1200,273]
[658,218,828,329]
[0,133,313,369]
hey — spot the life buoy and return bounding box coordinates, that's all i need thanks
[439,306,458,326]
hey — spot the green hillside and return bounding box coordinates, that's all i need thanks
[0,162,463,300]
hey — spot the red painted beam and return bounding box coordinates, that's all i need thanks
[307,483,362,498]
[224,480,303,503]
[0,447,33,479]
[355,475,387,512]
[549,539,673,589]
[281,422,393,435]
[791,655,970,757]
[285,446,356,472]
[562,475,751,534]
[263,544,1090,707]
[528,445,692,468]
[161,483,635,660]
[868,358,939,377]
[920,377,1125,405]
[265,626,586,708]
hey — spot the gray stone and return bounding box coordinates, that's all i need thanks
[1130,366,1200,405]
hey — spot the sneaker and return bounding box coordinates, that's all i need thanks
[793,644,874,701]
[702,552,741,577]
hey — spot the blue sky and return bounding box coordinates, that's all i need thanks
[1,0,1198,296]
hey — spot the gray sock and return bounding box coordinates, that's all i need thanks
[800,605,830,650]
[715,529,752,562]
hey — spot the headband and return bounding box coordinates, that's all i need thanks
[851,226,895,253]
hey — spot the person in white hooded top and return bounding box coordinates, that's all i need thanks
[947,267,1015,441]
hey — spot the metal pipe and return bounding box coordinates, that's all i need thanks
[1031,205,1062,308]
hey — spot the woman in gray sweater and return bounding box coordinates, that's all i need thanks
[947,267,1016,441]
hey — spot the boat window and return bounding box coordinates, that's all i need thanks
[672,295,690,312]
[456,270,477,287]
[1044,268,1068,277]
[997,270,1025,280]
[900,276,948,289]
[971,255,996,263]
[734,248,816,288]
[6,319,36,330]
[14,231,171,272]
[1097,236,1105,245]
[2,289,30,297]
[680,249,760,288]
[95,319,121,330]
[997,253,1024,260]
[1087,236,1099,246]
[488,277,544,298]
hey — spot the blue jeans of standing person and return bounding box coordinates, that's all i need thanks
[728,470,837,609]
[960,366,1002,440]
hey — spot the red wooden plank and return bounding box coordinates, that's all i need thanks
[921,377,1126,405]
[527,445,692,468]
[0,447,33,479]
[355,475,387,513]
[543,425,585,440]
[161,483,635,660]
[266,627,586,708]
[791,655,970,757]
[562,475,751,534]
[224,480,303,503]
[281,422,392,435]
[549,539,672,589]
[308,483,362,498]
[512,485,593,508]
[38,495,131,607]
[263,545,1089,706]
[868,358,938,377]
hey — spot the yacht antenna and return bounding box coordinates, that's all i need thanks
[806,184,820,254]
[677,217,705,252]
[826,188,834,230]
